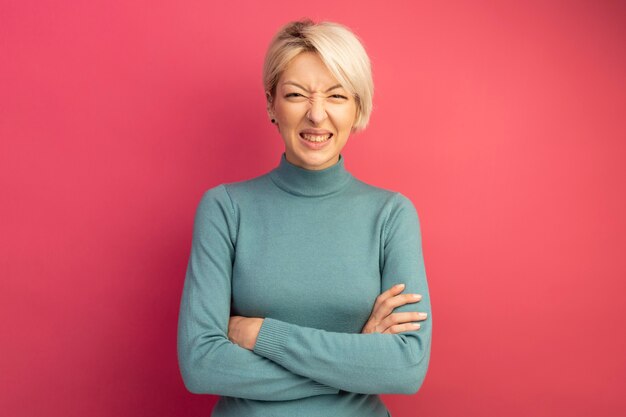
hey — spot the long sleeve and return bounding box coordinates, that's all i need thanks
[176,185,340,400]
[252,192,432,395]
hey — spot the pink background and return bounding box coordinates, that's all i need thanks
[1,1,625,416]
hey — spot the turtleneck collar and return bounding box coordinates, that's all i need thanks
[269,152,353,197]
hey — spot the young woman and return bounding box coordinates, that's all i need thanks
[177,18,432,417]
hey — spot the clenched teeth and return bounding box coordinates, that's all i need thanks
[301,133,332,142]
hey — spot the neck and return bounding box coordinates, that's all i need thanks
[269,152,353,197]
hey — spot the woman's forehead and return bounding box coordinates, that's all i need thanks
[280,52,341,87]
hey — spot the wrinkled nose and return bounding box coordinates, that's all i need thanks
[306,98,328,124]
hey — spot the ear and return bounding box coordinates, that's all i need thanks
[266,91,275,117]
[266,91,279,126]
[266,90,274,107]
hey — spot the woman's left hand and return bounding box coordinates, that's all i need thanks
[228,316,264,350]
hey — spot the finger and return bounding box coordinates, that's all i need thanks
[393,293,423,309]
[379,311,427,329]
[377,283,406,304]
[382,322,421,334]
[372,283,406,314]
[375,293,422,322]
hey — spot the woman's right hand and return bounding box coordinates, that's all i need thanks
[361,283,427,334]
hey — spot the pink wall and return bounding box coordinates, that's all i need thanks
[1,1,625,416]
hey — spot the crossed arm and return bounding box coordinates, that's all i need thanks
[176,186,432,400]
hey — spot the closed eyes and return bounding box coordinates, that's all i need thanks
[285,93,348,99]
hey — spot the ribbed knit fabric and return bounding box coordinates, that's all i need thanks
[177,152,432,417]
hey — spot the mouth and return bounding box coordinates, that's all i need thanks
[299,132,333,143]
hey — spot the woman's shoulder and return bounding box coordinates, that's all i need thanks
[347,177,422,228]
[198,170,274,206]
[348,175,411,204]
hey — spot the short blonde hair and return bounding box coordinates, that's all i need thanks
[263,18,374,132]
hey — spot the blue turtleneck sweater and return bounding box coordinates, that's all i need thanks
[177,152,432,417]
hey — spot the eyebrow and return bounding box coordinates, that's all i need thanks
[282,81,344,93]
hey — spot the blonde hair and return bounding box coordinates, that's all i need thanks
[263,18,374,132]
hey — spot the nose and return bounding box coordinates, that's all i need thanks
[306,96,328,124]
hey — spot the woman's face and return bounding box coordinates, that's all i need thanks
[267,52,358,170]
